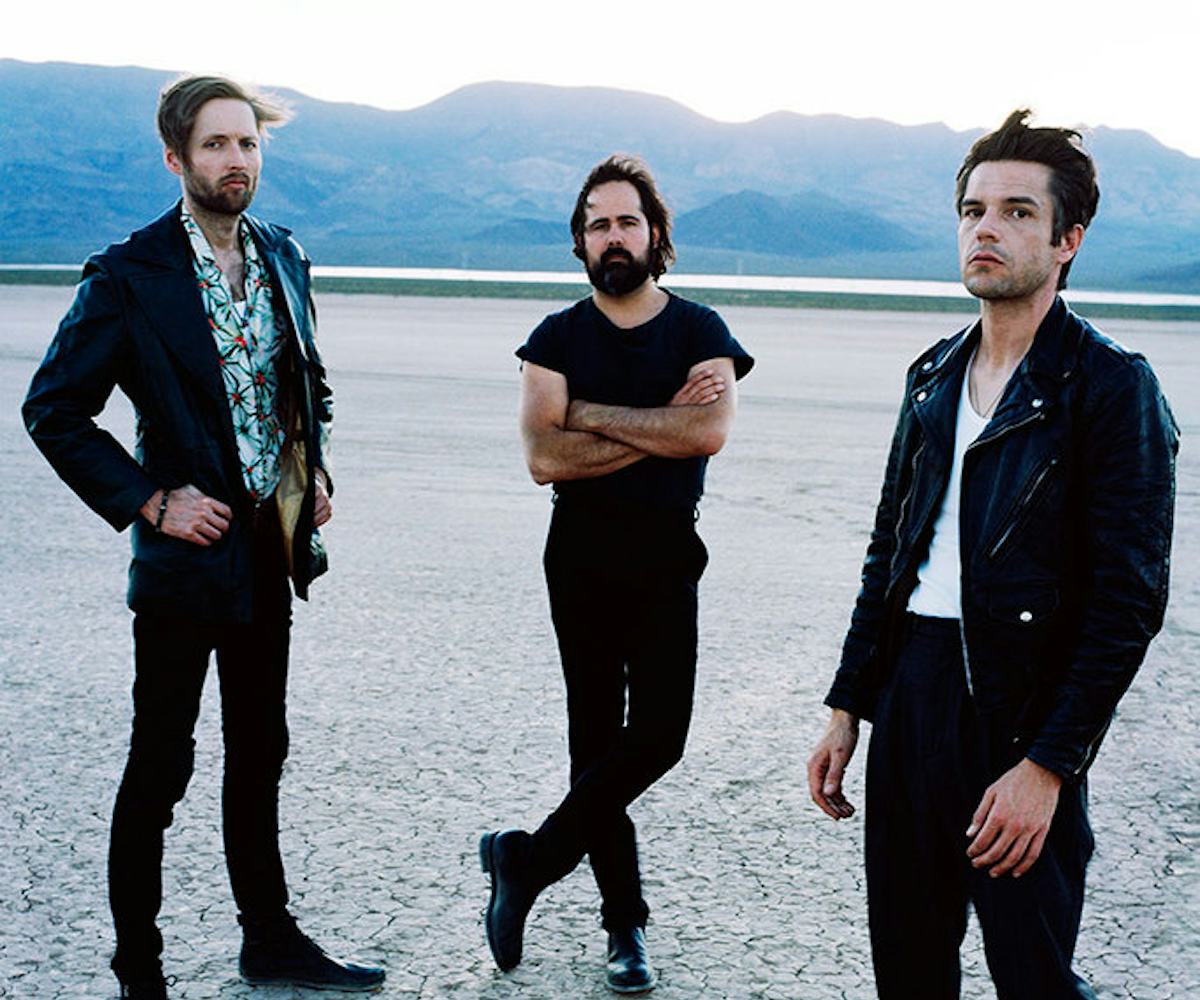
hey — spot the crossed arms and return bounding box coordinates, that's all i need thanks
[518,356,738,485]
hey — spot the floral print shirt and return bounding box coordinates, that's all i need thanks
[182,208,288,503]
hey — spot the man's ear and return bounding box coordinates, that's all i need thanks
[1055,223,1085,266]
[163,145,184,178]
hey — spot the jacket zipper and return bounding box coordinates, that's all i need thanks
[892,441,925,558]
[957,619,975,697]
[1074,721,1111,777]
[987,457,1059,560]
[958,407,1047,702]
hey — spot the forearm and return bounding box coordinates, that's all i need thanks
[1024,652,1146,780]
[139,488,167,526]
[313,350,333,493]
[1028,361,1179,779]
[23,269,156,529]
[524,426,646,484]
[827,412,909,719]
[567,399,727,458]
[827,707,860,734]
[24,367,160,530]
[315,424,333,496]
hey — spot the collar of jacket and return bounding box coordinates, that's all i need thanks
[907,296,1085,456]
[117,200,314,362]
[913,296,1085,386]
[119,199,295,263]
[242,213,315,363]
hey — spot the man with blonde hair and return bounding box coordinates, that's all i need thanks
[24,75,384,998]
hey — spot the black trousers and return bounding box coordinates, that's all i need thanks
[109,507,293,980]
[865,615,1096,1000]
[530,500,707,930]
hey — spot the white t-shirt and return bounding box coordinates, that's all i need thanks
[907,361,990,619]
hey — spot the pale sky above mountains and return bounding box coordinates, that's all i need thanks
[4,0,1196,158]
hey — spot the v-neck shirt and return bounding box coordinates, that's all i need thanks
[908,354,991,618]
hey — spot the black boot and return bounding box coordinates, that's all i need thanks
[479,829,541,971]
[117,974,173,999]
[606,926,656,993]
[238,913,385,992]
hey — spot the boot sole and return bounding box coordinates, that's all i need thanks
[239,973,384,992]
[606,976,657,995]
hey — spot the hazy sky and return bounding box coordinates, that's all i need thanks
[5,0,1196,157]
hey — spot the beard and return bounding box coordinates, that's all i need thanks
[961,247,1057,302]
[183,168,256,216]
[586,247,652,297]
[963,268,1049,301]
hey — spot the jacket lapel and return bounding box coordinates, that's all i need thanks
[247,217,313,360]
[976,297,1077,441]
[269,255,313,360]
[124,205,227,403]
[911,323,977,463]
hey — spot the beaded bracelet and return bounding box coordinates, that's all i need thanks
[155,489,170,533]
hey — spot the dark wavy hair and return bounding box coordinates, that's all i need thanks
[157,75,291,164]
[955,109,1099,289]
[570,154,675,279]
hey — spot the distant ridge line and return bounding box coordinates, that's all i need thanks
[2,60,1198,292]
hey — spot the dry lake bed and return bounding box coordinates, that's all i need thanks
[1,286,1197,998]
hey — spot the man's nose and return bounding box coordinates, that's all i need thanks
[975,208,1001,240]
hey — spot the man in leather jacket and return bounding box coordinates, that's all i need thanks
[23,76,384,999]
[807,110,1177,999]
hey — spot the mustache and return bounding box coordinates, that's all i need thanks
[220,172,252,185]
[601,248,633,266]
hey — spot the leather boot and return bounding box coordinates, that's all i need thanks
[606,925,656,993]
[479,829,541,971]
[117,975,172,1000]
[238,913,385,992]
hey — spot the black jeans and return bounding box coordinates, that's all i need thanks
[109,507,293,980]
[865,615,1096,1000]
[530,500,707,930]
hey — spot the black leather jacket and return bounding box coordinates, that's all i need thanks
[825,297,1178,780]
[23,203,333,621]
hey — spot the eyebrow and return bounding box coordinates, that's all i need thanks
[586,211,643,225]
[961,195,1042,208]
[196,131,258,143]
[585,216,643,229]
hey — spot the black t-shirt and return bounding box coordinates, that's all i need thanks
[516,291,754,509]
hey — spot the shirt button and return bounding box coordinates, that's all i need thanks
[916,391,927,402]
[1031,398,1044,409]
[921,361,933,371]
[1019,610,1034,623]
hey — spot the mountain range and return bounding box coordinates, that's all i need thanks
[2,59,1199,291]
